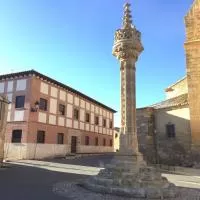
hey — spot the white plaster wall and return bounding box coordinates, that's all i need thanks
[49,115,56,125]
[74,121,79,129]
[27,144,70,159]
[95,106,99,114]
[99,116,102,126]
[85,124,89,131]
[78,145,114,153]
[99,108,102,115]
[103,110,106,117]
[74,97,79,106]
[4,143,113,160]
[80,122,85,130]
[58,117,65,126]
[7,111,11,122]
[59,90,66,101]
[106,111,109,118]
[80,99,85,108]
[38,112,47,123]
[0,82,5,93]
[14,110,24,121]
[91,104,94,112]
[4,143,27,160]
[50,98,57,114]
[51,86,58,98]
[91,113,94,124]
[103,128,106,134]
[4,143,71,160]
[67,93,73,104]
[66,119,72,128]
[16,79,27,91]
[7,81,13,92]
[99,127,103,134]
[91,125,94,132]
[86,102,90,110]
[40,82,49,95]
[109,113,113,119]
[67,104,73,118]
[80,109,85,122]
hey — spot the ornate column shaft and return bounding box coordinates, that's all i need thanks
[113,3,143,154]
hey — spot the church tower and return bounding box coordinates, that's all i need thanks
[185,0,200,149]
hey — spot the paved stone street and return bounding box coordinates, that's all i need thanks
[1,155,200,200]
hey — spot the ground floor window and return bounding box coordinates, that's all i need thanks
[12,130,22,143]
[103,138,106,146]
[95,137,98,146]
[85,136,89,145]
[37,131,45,143]
[57,133,64,144]
[110,139,113,147]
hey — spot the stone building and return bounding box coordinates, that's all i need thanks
[137,0,200,164]
[0,70,116,160]
[0,96,9,163]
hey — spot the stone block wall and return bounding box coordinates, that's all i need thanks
[185,0,200,149]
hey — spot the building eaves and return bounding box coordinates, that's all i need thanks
[150,93,188,110]
[0,70,117,113]
[165,76,186,92]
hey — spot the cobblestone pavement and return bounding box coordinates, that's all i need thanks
[2,155,200,200]
[53,181,200,200]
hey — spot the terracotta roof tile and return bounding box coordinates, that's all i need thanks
[150,93,188,109]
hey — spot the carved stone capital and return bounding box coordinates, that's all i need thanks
[112,27,143,61]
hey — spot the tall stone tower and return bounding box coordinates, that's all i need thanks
[185,0,200,150]
[112,3,143,155]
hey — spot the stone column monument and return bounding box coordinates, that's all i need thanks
[113,3,142,158]
[82,3,176,199]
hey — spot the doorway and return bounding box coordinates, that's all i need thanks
[71,136,77,153]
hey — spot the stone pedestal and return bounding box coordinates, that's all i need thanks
[82,151,176,199]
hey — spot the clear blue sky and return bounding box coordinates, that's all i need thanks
[0,0,194,126]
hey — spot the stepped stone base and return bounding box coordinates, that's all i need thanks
[80,152,177,199]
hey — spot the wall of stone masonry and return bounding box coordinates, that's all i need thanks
[136,108,157,163]
[185,0,200,149]
[136,106,192,164]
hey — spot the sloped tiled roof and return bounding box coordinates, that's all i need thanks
[150,93,188,109]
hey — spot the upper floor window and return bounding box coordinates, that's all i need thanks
[12,130,22,143]
[85,136,89,145]
[85,113,90,123]
[103,119,106,127]
[59,104,65,115]
[15,96,25,108]
[57,133,64,144]
[95,116,99,125]
[74,108,79,120]
[39,98,47,111]
[166,123,175,138]
[37,130,45,143]
[110,121,113,129]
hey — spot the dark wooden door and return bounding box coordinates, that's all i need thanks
[71,136,77,153]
